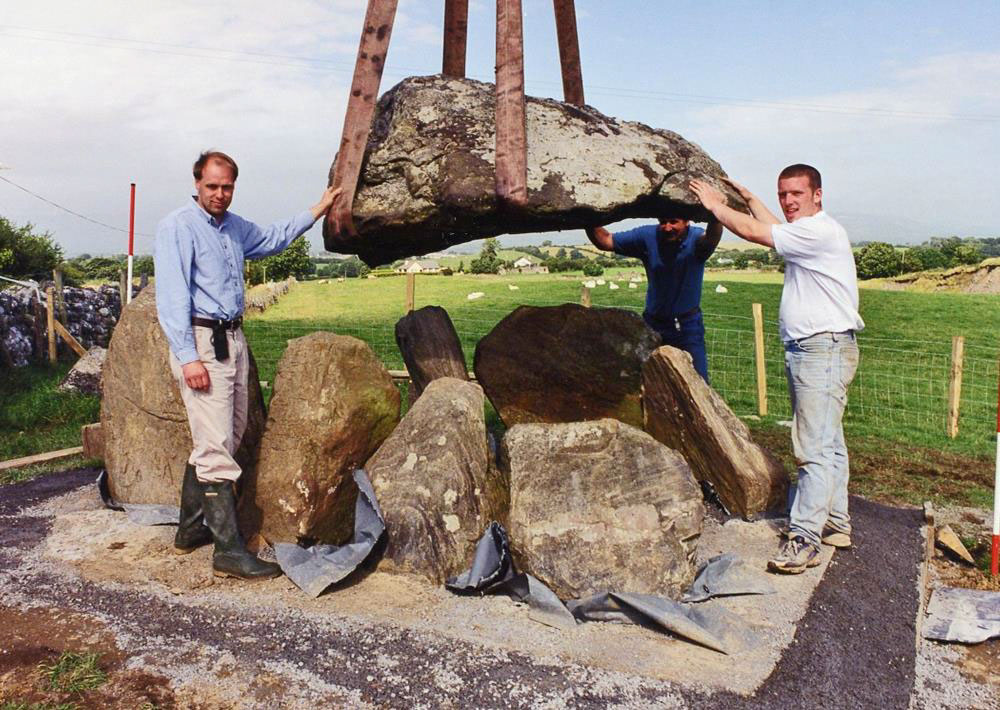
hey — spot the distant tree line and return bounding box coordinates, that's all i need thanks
[706,248,785,271]
[314,254,371,279]
[854,236,993,280]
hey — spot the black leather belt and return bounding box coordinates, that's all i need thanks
[191,316,242,330]
[669,306,700,332]
[191,316,241,361]
[671,306,701,320]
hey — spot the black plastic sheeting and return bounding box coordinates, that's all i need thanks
[446,522,577,630]
[97,468,387,599]
[448,524,775,654]
[97,469,180,526]
[274,469,386,598]
[98,469,775,651]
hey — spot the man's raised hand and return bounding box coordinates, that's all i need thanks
[690,179,726,211]
[720,176,755,202]
[310,185,344,220]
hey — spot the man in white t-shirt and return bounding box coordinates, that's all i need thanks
[690,164,864,574]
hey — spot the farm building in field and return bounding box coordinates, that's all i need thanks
[511,256,548,274]
[396,259,441,274]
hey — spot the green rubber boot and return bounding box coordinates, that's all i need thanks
[173,464,213,554]
[201,480,281,580]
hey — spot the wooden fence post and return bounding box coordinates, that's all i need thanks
[53,268,67,324]
[405,272,416,313]
[947,335,965,438]
[31,292,46,363]
[46,286,57,364]
[580,284,591,307]
[752,303,768,416]
[118,269,128,305]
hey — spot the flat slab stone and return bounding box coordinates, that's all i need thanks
[325,75,747,265]
[367,378,506,584]
[642,346,788,518]
[394,306,468,400]
[248,332,400,545]
[474,304,660,428]
[503,418,704,600]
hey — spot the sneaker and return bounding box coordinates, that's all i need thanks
[767,536,821,574]
[821,529,852,549]
[780,523,852,549]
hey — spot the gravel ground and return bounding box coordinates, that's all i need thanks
[1,468,994,709]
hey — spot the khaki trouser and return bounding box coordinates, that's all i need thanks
[169,326,249,483]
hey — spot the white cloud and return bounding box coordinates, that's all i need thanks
[682,52,1000,240]
[0,1,424,255]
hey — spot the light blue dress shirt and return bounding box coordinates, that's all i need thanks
[154,197,314,364]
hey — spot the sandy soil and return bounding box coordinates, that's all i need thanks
[1,469,994,709]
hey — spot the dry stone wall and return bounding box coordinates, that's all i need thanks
[0,283,127,367]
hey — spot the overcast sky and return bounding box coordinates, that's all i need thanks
[1,1,998,259]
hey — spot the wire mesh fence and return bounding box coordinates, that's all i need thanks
[242,277,999,457]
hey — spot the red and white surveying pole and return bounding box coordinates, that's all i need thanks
[992,362,1000,577]
[126,183,135,305]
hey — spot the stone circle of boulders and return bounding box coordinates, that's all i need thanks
[100,286,267,505]
[247,331,400,545]
[474,303,661,428]
[366,377,507,584]
[502,418,704,599]
[325,75,747,265]
[95,293,784,599]
[642,346,788,518]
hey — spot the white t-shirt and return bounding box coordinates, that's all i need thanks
[771,211,865,342]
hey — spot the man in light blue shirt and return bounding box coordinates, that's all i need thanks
[154,150,339,581]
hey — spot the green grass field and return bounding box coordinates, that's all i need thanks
[245,272,1000,459]
[3,270,998,497]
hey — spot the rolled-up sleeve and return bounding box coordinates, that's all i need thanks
[154,219,199,364]
[241,210,315,260]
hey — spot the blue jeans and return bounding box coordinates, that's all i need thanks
[784,331,859,547]
[654,311,709,383]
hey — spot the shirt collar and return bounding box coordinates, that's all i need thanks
[187,195,229,227]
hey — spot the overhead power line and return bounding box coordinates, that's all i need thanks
[0,174,153,238]
[2,25,999,124]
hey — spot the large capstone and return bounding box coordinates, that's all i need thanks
[474,304,660,428]
[503,419,704,600]
[642,346,788,518]
[325,75,747,265]
[366,377,507,584]
[100,287,266,504]
[247,332,400,545]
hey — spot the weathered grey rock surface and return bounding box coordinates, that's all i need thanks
[248,332,400,545]
[59,346,107,395]
[100,287,266,504]
[366,378,507,584]
[642,346,787,518]
[325,75,747,265]
[503,418,704,599]
[474,304,660,428]
[395,306,468,400]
